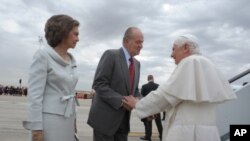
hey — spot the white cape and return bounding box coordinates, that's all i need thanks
[162,55,236,102]
[135,55,237,141]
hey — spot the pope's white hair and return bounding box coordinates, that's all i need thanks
[173,34,201,55]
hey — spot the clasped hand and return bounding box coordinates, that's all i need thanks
[32,130,44,141]
[122,95,138,111]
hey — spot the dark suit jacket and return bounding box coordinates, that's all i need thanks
[141,81,159,97]
[141,81,159,122]
[87,48,141,136]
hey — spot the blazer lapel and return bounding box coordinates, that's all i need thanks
[118,48,130,95]
[44,45,68,67]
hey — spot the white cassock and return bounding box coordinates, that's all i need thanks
[135,55,237,141]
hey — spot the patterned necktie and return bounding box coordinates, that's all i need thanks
[129,57,135,95]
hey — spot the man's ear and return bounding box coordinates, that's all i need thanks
[124,38,129,44]
[183,43,190,53]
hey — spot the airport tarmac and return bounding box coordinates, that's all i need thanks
[0,95,161,141]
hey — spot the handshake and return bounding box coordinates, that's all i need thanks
[121,95,139,111]
[122,96,156,121]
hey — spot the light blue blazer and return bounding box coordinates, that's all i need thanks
[23,46,78,130]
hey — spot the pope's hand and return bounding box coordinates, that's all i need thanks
[146,115,156,121]
[122,101,133,111]
[32,130,43,141]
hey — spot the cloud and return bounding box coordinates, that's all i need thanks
[0,0,250,90]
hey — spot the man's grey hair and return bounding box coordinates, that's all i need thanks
[173,35,201,55]
[122,27,141,47]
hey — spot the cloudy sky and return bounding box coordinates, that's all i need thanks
[0,0,249,90]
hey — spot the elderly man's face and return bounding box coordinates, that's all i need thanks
[124,29,144,57]
[171,44,189,65]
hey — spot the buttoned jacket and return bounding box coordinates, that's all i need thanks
[87,48,141,136]
[23,46,78,130]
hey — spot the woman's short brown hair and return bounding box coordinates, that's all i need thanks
[44,14,79,48]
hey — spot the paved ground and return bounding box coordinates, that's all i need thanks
[0,95,161,141]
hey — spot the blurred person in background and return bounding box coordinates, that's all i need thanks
[140,75,162,141]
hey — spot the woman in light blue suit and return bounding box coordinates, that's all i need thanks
[23,14,80,141]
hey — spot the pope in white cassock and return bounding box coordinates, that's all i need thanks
[122,35,237,141]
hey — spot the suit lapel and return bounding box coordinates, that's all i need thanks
[133,59,139,94]
[118,48,130,95]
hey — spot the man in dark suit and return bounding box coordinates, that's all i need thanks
[140,75,163,141]
[87,27,144,141]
